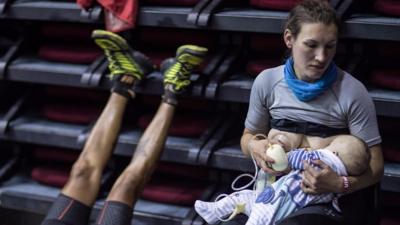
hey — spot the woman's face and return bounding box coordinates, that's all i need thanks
[284,22,338,82]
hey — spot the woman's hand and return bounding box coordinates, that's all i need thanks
[301,160,343,194]
[248,138,283,176]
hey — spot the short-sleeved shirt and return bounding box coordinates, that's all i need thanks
[245,65,381,147]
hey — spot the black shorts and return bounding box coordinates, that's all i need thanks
[41,194,132,225]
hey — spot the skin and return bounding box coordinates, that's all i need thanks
[284,22,338,82]
[61,75,177,208]
[240,22,384,194]
[301,145,383,194]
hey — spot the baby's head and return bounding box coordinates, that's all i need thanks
[327,135,370,176]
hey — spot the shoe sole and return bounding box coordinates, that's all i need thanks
[92,30,155,76]
[177,45,208,57]
[92,30,130,51]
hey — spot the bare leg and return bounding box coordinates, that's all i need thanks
[61,92,129,206]
[104,44,208,207]
[42,30,155,225]
[106,101,175,206]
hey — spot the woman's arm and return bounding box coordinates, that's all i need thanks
[346,144,384,192]
[240,128,283,176]
[301,144,384,194]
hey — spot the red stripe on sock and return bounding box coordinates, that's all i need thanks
[97,201,109,225]
[57,199,74,220]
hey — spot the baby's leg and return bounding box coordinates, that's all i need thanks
[245,201,275,225]
[245,185,287,225]
[245,174,299,225]
[195,189,256,224]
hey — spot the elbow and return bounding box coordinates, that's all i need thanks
[370,145,385,183]
[240,128,256,157]
[240,135,250,156]
[376,162,384,181]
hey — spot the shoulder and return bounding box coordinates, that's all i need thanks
[332,69,370,104]
[253,65,285,92]
[335,70,368,96]
[332,69,375,117]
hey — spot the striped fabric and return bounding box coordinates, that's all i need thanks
[287,149,323,170]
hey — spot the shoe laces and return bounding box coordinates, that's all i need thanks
[164,61,192,91]
[105,50,142,80]
[165,53,203,90]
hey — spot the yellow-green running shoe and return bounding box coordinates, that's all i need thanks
[162,44,208,95]
[92,30,154,82]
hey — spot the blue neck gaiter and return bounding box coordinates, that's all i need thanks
[284,57,337,102]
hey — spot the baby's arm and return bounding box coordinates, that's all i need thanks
[287,149,324,170]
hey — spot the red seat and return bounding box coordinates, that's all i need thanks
[142,177,208,205]
[138,28,216,51]
[374,0,400,17]
[250,0,301,11]
[246,34,285,76]
[38,44,101,64]
[246,58,281,77]
[370,69,400,90]
[138,96,212,137]
[38,24,101,64]
[138,113,209,137]
[33,147,79,163]
[31,166,70,187]
[141,95,212,111]
[41,87,106,124]
[143,0,200,6]
[136,28,215,71]
[380,217,400,225]
[42,103,101,124]
[382,146,400,163]
[45,86,108,102]
[30,147,78,187]
[143,0,244,7]
[41,24,95,41]
[142,162,210,205]
[156,161,210,181]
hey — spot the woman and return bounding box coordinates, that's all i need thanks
[239,0,383,224]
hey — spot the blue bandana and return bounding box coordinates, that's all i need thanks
[284,57,337,102]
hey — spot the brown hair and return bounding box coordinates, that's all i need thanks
[285,0,340,39]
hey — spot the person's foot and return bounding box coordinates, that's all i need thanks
[194,189,255,224]
[161,44,208,105]
[92,30,155,97]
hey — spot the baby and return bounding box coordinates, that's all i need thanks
[195,130,370,225]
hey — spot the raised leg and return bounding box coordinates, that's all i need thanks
[41,30,153,225]
[61,92,129,206]
[105,101,176,206]
[105,44,208,206]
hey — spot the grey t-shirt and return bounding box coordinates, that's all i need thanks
[245,65,381,147]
